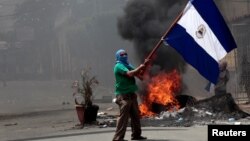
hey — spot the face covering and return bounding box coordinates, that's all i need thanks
[115,49,133,69]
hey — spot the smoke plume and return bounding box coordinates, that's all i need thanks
[117,0,187,74]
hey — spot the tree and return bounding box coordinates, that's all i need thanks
[14,0,74,79]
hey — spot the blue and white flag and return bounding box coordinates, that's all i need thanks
[165,0,237,84]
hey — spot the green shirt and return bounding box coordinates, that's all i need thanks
[114,63,138,95]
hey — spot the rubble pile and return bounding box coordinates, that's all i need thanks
[192,93,249,120]
[140,93,249,127]
[95,93,249,128]
[97,112,117,127]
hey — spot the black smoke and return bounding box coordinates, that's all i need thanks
[117,0,187,74]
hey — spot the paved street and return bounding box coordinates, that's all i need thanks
[11,126,207,141]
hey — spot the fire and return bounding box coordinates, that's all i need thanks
[139,70,181,117]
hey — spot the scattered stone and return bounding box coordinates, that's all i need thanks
[4,123,18,126]
[205,111,213,116]
[228,118,235,122]
[234,122,241,125]
[99,124,108,128]
[176,117,183,122]
[106,107,113,111]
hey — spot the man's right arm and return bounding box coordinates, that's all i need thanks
[126,64,145,78]
[129,59,151,80]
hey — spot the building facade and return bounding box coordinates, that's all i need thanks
[217,0,250,102]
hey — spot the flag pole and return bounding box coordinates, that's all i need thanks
[139,8,185,77]
[145,10,184,61]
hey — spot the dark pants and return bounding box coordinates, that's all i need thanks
[112,93,142,141]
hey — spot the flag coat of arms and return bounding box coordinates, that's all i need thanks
[165,0,237,84]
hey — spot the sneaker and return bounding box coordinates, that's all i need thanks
[131,136,147,140]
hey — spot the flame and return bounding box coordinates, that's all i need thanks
[139,70,181,117]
